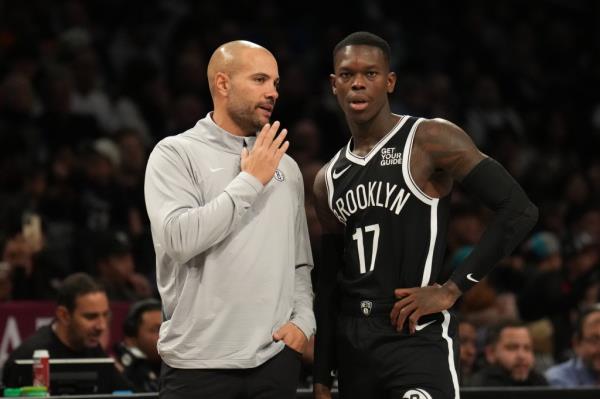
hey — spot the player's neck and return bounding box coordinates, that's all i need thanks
[348,112,400,156]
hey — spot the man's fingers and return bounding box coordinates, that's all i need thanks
[396,303,418,332]
[269,128,288,152]
[390,296,412,326]
[260,120,279,147]
[256,123,271,146]
[275,141,289,159]
[408,313,421,335]
[394,288,413,298]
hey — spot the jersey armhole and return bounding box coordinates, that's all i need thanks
[401,118,436,205]
[325,151,342,213]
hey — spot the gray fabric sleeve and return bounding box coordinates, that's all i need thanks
[289,168,316,339]
[291,265,315,339]
[144,142,263,264]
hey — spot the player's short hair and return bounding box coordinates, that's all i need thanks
[333,31,391,67]
[485,321,528,347]
[57,272,106,313]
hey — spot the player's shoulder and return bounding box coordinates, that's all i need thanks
[414,117,469,147]
[416,117,459,136]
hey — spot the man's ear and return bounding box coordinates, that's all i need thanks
[56,305,70,325]
[330,74,337,95]
[215,72,230,97]
[387,72,397,94]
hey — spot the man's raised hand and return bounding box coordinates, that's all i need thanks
[241,121,289,185]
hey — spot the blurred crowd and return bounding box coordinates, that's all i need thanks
[0,0,599,390]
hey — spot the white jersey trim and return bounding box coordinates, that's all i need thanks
[325,150,342,216]
[345,114,407,166]
[442,310,461,399]
[420,199,439,287]
[402,118,435,205]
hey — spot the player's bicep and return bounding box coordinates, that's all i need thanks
[423,119,487,181]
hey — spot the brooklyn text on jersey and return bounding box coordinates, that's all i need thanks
[332,181,411,224]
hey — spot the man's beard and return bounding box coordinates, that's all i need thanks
[228,103,264,134]
[67,327,87,350]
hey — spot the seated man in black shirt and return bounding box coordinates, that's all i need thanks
[1,272,132,393]
[115,298,162,392]
[469,321,548,387]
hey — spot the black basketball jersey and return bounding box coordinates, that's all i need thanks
[325,115,450,300]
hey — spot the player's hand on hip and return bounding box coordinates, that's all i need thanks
[272,321,307,354]
[313,383,333,399]
[390,283,459,334]
[241,121,289,185]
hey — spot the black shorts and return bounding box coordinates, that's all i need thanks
[159,346,302,399]
[336,299,460,399]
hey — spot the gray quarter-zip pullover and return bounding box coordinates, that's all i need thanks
[144,113,315,369]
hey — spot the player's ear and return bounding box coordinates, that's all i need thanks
[330,74,337,95]
[387,72,397,94]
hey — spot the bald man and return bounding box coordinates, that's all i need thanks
[144,41,315,398]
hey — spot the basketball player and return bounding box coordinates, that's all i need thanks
[312,32,538,399]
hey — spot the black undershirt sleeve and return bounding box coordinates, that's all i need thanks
[450,157,538,292]
[313,233,344,388]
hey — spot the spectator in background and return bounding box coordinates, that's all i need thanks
[0,211,62,300]
[1,273,131,392]
[94,230,153,301]
[459,320,479,386]
[545,304,600,387]
[0,261,12,301]
[445,205,485,256]
[115,298,162,392]
[469,321,548,387]
[112,128,156,281]
[68,44,120,134]
[37,65,101,152]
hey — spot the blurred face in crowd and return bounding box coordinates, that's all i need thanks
[58,291,110,350]
[118,131,146,174]
[127,309,161,363]
[486,326,534,381]
[227,49,278,133]
[331,45,396,125]
[576,311,600,374]
[2,234,33,274]
[459,321,478,374]
[99,252,135,284]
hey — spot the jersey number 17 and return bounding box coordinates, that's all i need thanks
[352,224,380,274]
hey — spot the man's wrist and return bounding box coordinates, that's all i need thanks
[442,280,462,304]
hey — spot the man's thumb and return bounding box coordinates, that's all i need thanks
[241,147,248,159]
